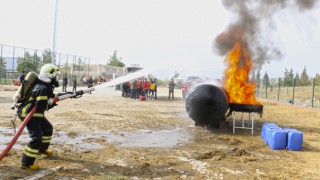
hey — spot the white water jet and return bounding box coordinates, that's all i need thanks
[93,65,163,92]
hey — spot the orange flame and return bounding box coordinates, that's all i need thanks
[223,41,261,105]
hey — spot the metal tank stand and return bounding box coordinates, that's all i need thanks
[232,112,254,135]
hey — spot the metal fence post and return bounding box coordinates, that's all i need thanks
[292,78,295,104]
[23,48,26,71]
[88,58,90,77]
[277,78,280,101]
[311,78,315,108]
[33,50,37,71]
[58,53,61,69]
[0,44,3,84]
[265,78,268,99]
[12,46,15,81]
[66,54,68,75]
[78,56,80,78]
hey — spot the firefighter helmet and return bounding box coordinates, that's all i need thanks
[38,64,60,83]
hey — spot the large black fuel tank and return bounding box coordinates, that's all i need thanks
[185,84,229,128]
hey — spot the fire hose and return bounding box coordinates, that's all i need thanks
[0,87,95,160]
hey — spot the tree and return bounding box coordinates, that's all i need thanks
[256,70,261,88]
[250,70,256,82]
[262,72,270,88]
[17,60,37,73]
[278,78,283,87]
[42,49,53,64]
[0,57,6,70]
[315,74,320,86]
[283,68,294,86]
[107,50,125,67]
[300,66,310,86]
[294,72,301,86]
[17,51,39,72]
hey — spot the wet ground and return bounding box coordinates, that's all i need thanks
[0,85,320,179]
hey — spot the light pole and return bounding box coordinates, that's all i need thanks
[52,0,59,64]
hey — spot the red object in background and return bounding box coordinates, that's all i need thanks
[13,79,21,86]
[181,83,190,99]
[181,83,188,93]
[139,95,146,101]
[137,80,142,89]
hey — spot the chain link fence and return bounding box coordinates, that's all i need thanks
[256,78,320,108]
[0,44,90,86]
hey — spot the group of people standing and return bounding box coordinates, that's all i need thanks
[62,74,94,94]
[62,74,77,92]
[121,78,158,100]
[121,78,177,100]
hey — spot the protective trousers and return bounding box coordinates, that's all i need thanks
[169,89,174,100]
[22,117,53,166]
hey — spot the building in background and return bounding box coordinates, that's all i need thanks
[70,64,123,82]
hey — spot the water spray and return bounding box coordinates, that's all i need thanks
[93,66,161,92]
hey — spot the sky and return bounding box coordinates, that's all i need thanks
[0,0,319,80]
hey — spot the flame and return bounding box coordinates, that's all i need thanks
[223,41,261,105]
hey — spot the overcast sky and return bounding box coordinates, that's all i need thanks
[0,0,319,79]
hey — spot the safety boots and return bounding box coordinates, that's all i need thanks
[40,149,53,156]
[21,164,40,171]
[21,150,53,171]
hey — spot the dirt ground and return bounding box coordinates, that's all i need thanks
[0,84,319,179]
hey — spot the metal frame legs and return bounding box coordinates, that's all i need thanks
[232,112,254,135]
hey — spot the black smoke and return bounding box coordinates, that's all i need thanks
[214,0,319,69]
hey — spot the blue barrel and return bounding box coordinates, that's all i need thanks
[261,122,277,144]
[267,128,287,150]
[284,128,303,151]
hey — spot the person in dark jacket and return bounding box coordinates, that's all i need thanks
[168,80,176,100]
[17,64,60,171]
[121,81,130,98]
[143,78,150,100]
[62,74,68,92]
[19,71,26,84]
[88,76,94,94]
[72,77,77,92]
[154,78,158,99]
[130,79,138,100]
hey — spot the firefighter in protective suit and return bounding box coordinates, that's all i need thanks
[17,64,60,170]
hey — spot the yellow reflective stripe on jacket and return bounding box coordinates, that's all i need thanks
[42,140,51,143]
[36,96,48,101]
[42,136,52,143]
[42,136,51,140]
[21,103,31,115]
[23,151,37,158]
[25,146,39,154]
[20,113,44,118]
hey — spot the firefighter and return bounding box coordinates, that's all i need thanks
[17,63,60,171]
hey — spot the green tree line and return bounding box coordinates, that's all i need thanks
[2,49,53,73]
[251,66,320,87]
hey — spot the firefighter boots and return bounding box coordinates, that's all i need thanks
[21,164,40,171]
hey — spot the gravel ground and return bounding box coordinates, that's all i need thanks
[0,84,320,179]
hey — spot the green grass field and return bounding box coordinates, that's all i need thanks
[257,85,320,107]
[0,78,14,84]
